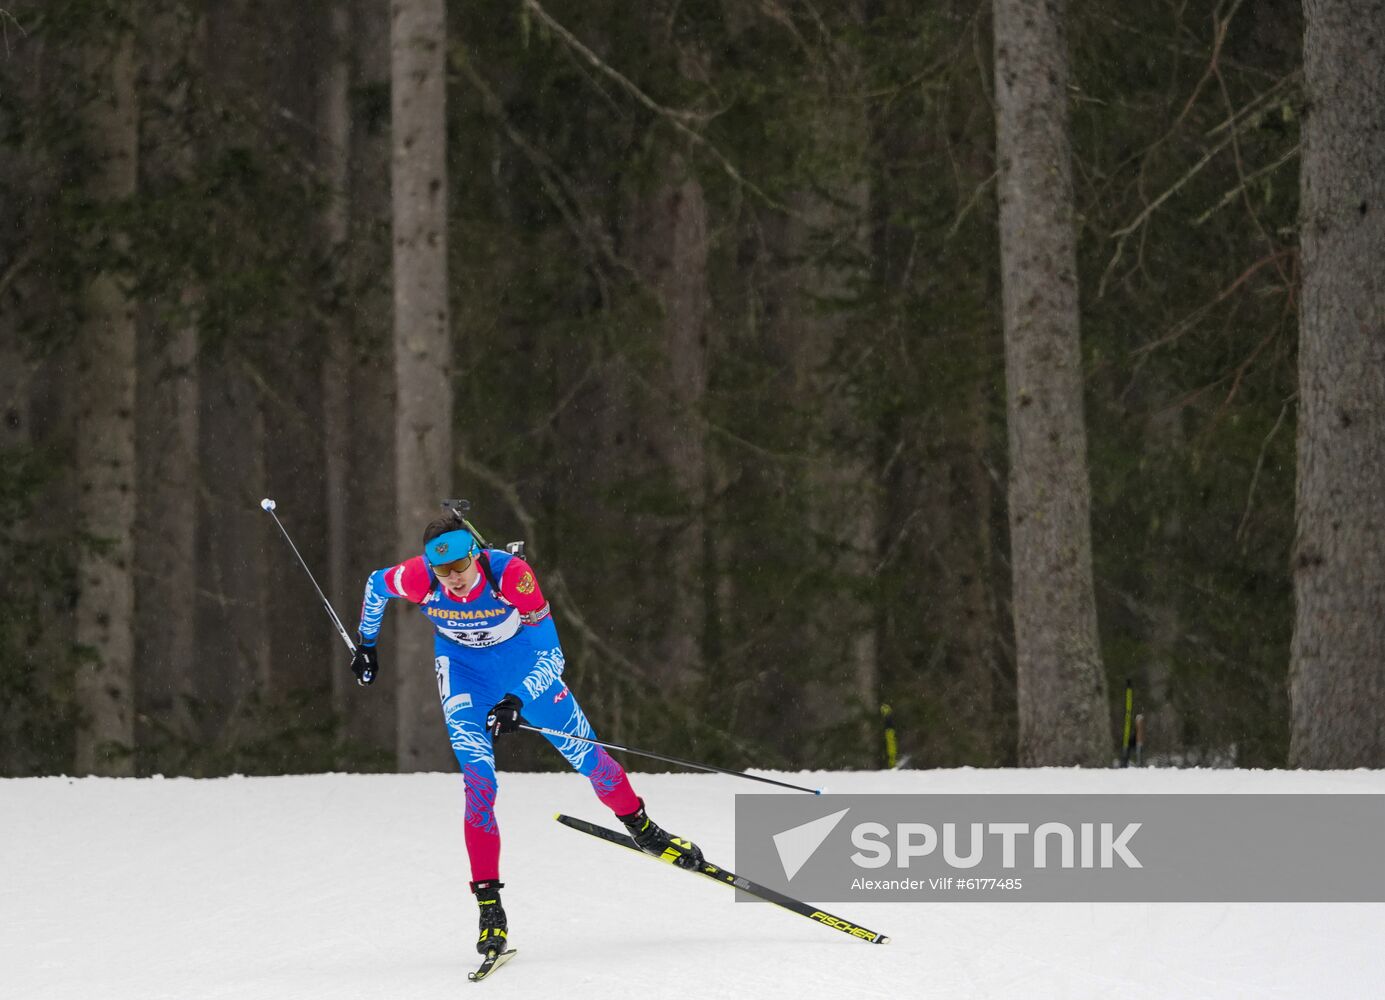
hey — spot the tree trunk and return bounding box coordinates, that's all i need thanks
[73,25,140,776]
[195,361,272,762]
[341,0,399,762]
[0,289,29,775]
[861,1,1009,767]
[627,156,710,694]
[391,0,453,771]
[760,129,879,766]
[993,0,1111,766]
[262,5,334,713]
[1141,406,1185,760]
[0,23,74,777]
[784,27,879,768]
[1289,0,1385,767]
[924,376,1005,765]
[186,0,278,768]
[134,0,203,774]
[793,190,880,767]
[321,0,353,744]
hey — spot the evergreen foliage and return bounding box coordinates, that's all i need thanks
[0,0,1305,774]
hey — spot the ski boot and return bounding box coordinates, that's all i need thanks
[616,799,705,871]
[471,879,509,955]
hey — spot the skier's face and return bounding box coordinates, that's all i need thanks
[435,555,479,592]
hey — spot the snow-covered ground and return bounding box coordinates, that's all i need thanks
[5,766,1384,999]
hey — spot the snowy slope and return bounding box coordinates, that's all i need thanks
[4,767,1384,1000]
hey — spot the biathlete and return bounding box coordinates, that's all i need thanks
[351,511,703,955]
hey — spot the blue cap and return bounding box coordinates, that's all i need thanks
[425,528,479,565]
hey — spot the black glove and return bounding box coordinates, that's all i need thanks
[351,643,380,686]
[486,693,524,737]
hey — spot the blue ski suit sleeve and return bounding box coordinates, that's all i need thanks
[358,556,433,646]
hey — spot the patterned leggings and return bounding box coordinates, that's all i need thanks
[435,647,641,883]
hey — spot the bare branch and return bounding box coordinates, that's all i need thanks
[946,169,998,241]
[1193,143,1299,225]
[1168,0,1247,135]
[0,245,35,299]
[0,7,27,58]
[1091,3,1304,297]
[457,60,634,308]
[1212,60,1293,290]
[1204,69,1301,137]
[521,0,785,210]
[1097,110,1274,297]
[756,0,827,80]
[1235,396,1292,544]
[522,0,705,123]
[1132,248,1294,358]
[1093,11,1280,82]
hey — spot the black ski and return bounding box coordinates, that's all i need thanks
[468,947,518,983]
[555,814,890,945]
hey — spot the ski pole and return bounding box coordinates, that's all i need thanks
[259,498,358,657]
[517,724,822,794]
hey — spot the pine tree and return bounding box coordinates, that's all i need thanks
[391,0,454,771]
[993,0,1111,765]
[1289,0,1385,767]
[74,13,140,776]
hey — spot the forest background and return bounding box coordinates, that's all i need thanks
[0,0,1329,777]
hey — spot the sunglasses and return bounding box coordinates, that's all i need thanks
[432,555,474,576]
